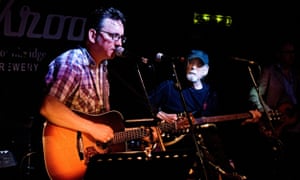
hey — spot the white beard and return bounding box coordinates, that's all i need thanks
[186,74,198,83]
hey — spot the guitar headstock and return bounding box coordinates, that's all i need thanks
[268,110,282,122]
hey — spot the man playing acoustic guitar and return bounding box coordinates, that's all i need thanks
[39,7,158,180]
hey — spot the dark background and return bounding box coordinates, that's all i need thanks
[0,0,299,179]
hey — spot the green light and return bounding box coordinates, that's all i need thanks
[193,12,232,27]
[215,15,223,23]
[202,14,210,22]
[193,12,200,24]
[225,16,232,27]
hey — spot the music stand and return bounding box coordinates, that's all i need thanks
[84,149,195,180]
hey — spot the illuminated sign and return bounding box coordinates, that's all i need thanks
[193,12,232,27]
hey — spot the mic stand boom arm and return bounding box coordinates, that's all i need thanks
[135,62,166,152]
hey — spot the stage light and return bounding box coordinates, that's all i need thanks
[224,16,232,27]
[202,14,211,22]
[193,12,232,27]
[215,15,223,23]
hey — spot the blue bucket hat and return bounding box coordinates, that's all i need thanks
[187,50,209,65]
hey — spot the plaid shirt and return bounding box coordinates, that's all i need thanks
[44,47,110,114]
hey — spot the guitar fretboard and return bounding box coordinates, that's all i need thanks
[113,128,148,144]
[198,113,252,124]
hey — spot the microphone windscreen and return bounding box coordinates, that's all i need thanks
[115,46,125,57]
[155,52,164,62]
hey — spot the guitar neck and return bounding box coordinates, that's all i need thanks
[196,112,252,124]
[112,121,177,144]
[112,128,148,144]
[115,112,253,143]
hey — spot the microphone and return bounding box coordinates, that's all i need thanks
[114,46,127,57]
[155,52,185,62]
[231,56,257,65]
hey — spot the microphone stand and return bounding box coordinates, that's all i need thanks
[135,61,166,152]
[170,62,208,180]
[247,65,283,153]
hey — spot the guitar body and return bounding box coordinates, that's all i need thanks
[42,110,125,180]
[273,103,298,137]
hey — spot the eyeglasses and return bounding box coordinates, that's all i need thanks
[99,30,126,43]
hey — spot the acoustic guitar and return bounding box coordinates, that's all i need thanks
[42,110,154,180]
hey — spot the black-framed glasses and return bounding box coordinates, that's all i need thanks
[99,30,126,43]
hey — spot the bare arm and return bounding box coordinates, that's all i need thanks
[241,109,262,125]
[156,111,178,123]
[40,95,114,143]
